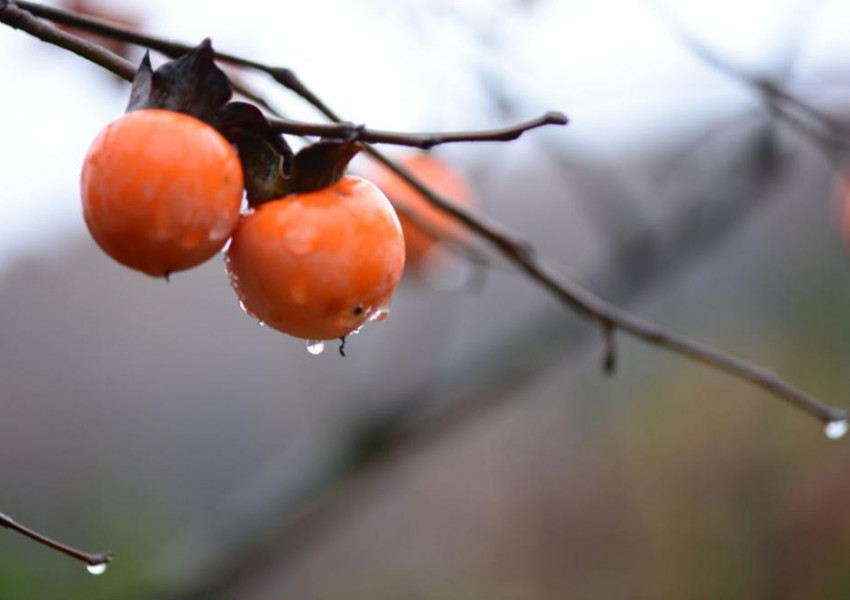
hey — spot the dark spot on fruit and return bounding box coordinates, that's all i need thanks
[353,305,363,315]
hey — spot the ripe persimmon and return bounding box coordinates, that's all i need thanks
[367,153,475,268]
[81,109,244,277]
[225,176,405,340]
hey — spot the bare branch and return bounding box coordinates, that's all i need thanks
[366,150,847,424]
[139,123,802,600]
[4,2,567,149]
[0,0,135,80]
[1,0,845,426]
[648,0,850,161]
[267,111,568,149]
[16,0,192,60]
[0,509,112,569]
[12,0,340,119]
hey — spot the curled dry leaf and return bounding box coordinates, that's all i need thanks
[126,38,231,123]
[217,102,363,204]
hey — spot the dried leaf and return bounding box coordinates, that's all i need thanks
[126,39,231,123]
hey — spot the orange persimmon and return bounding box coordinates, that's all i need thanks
[225,176,405,340]
[81,109,244,277]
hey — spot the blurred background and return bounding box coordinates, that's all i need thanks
[2,0,850,598]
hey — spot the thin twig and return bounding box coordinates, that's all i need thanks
[267,111,567,149]
[389,200,504,272]
[22,0,848,154]
[2,0,845,426]
[647,0,850,160]
[14,0,341,118]
[5,1,567,149]
[0,0,135,79]
[366,151,847,424]
[16,0,199,60]
[138,121,794,600]
[0,510,113,568]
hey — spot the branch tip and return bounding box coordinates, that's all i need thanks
[545,110,569,126]
[2,0,846,432]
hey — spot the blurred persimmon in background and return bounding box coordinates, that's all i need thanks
[368,153,476,272]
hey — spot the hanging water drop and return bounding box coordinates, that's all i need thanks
[825,419,848,440]
[368,306,391,323]
[87,562,108,576]
[306,340,325,356]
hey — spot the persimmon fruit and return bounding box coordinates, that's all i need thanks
[225,176,406,341]
[81,108,244,277]
[368,153,475,267]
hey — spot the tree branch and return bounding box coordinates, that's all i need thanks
[2,0,846,427]
[137,121,798,600]
[648,0,850,162]
[13,0,341,119]
[0,509,112,570]
[0,0,136,79]
[3,1,567,149]
[365,150,847,425]
[267,111,568,149]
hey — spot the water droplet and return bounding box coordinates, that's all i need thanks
[368,306,391,323]
[87,562,108,576]
[220,237,233,253]
[825,419,848,440]
[306,340,325,356]
[210,219,235,240]
[257,321,266,328]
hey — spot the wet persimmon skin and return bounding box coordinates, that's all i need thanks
[226,176,406,340]
[81,109,244,277]
[369,154,475,266]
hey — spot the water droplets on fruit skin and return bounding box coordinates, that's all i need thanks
[87,562,108,576]
[825,419,848,440]
[368,306,391,323]
[306,340,325,355]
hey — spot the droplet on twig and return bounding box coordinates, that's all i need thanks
[825,419,848,440]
